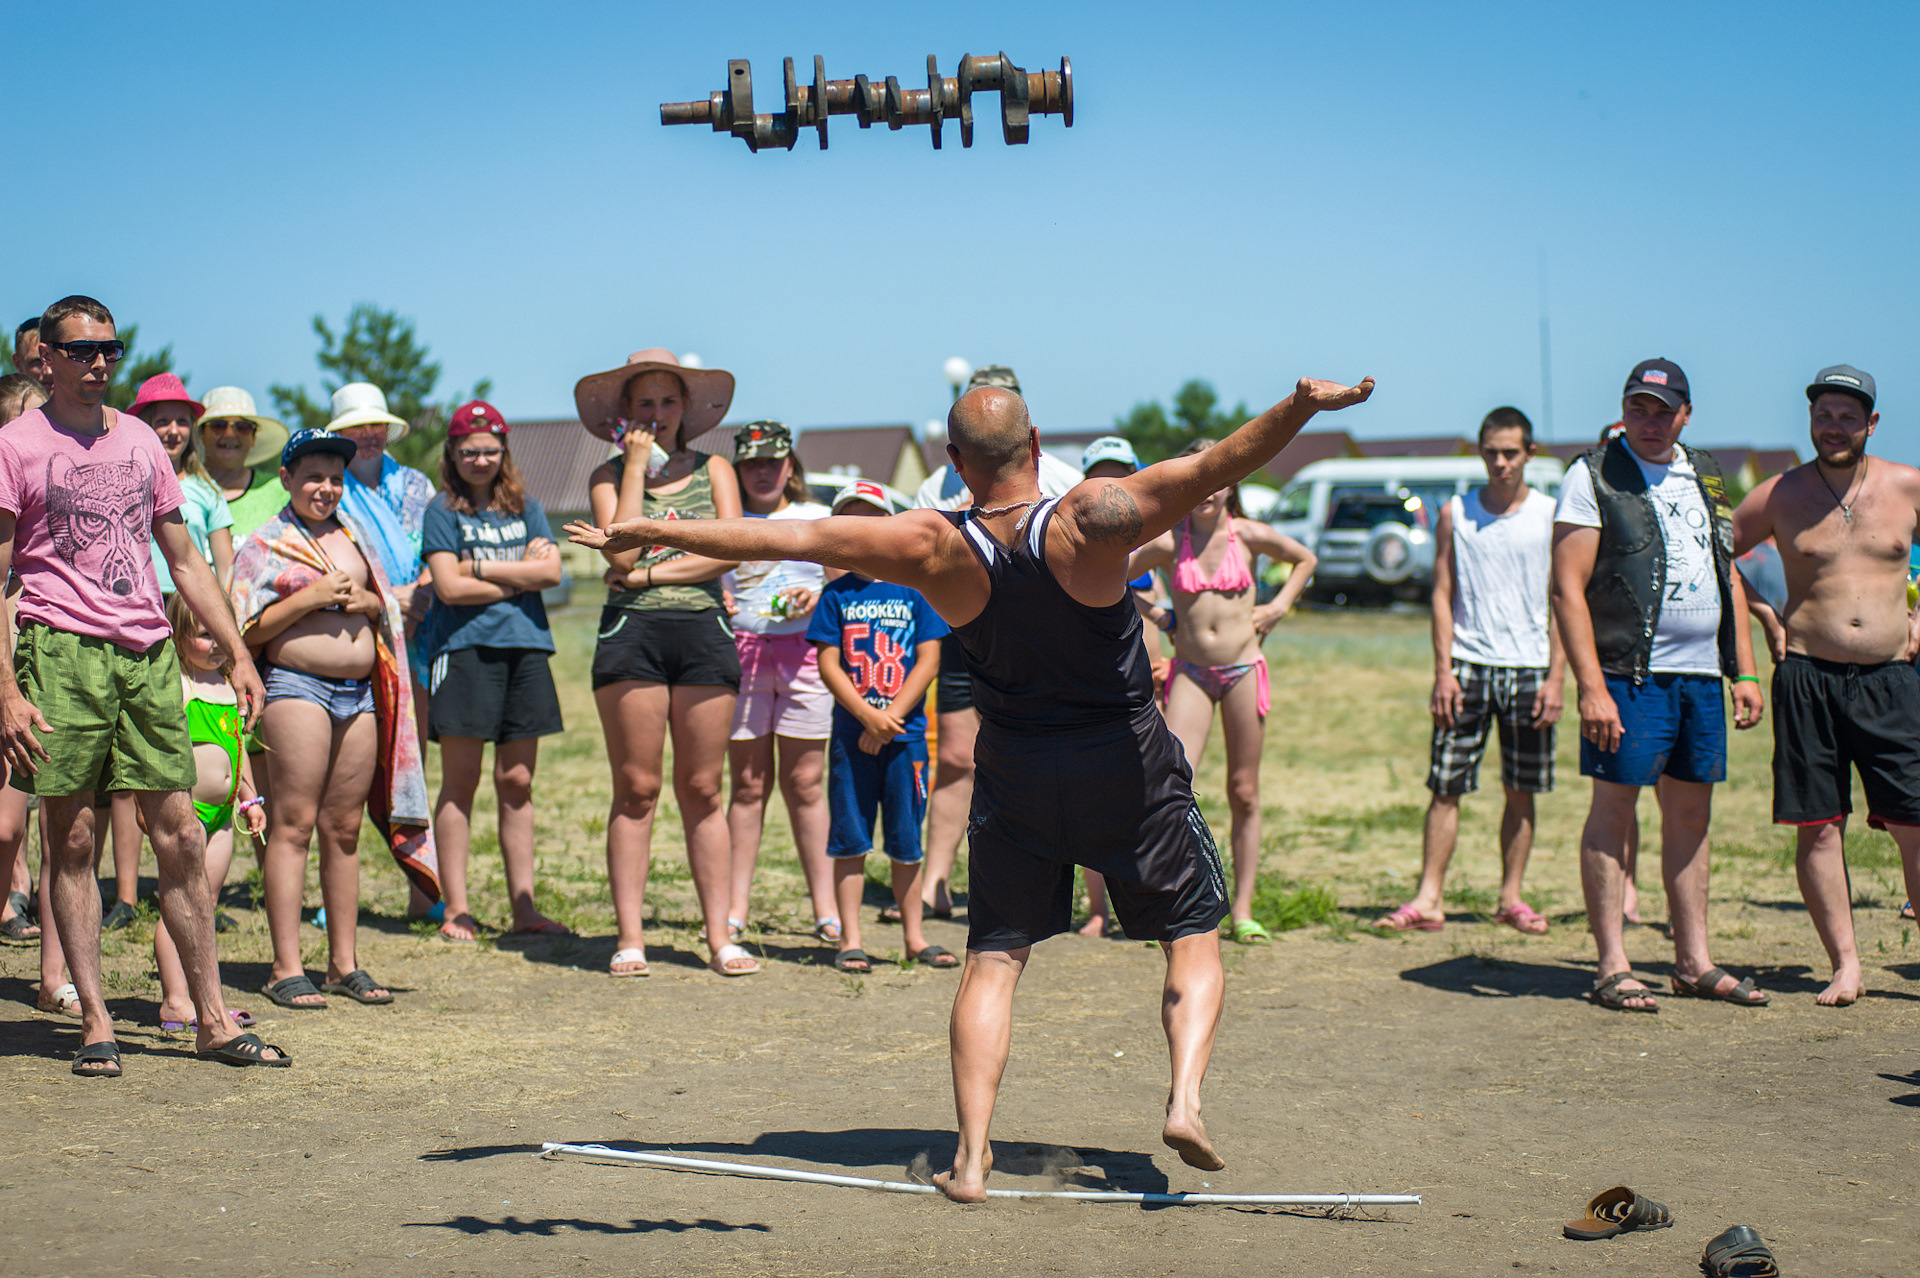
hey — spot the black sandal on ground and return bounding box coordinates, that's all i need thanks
[832,949,872,973]
[197,1032,292,1068]
[1590,971,1659,1013]
[321,969,394,1005]
[260,974,328,1009]
[912,945,960,969]
[1701,1224,1778,1277]
[1670,966,1769,1006]
[72,1040,122,1078]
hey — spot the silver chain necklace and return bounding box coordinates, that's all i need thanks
[974,498,1038,519]
[1818,455,1867,524]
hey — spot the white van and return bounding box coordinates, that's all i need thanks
[1271,454,1566,546]
[1272,455,1566,604]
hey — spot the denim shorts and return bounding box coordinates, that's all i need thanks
[264,664,375,723]
[1580,671,1726,786]
[826,732,929,863]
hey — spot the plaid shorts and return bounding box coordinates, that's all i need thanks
[1427,661,1555,796]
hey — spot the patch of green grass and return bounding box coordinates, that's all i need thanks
[1442,880,1498,914]
[1248,872,1340,934]
[1305,803,1426,835]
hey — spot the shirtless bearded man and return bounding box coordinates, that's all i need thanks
[1732,365,1920,1006]
[572,373,1374,1200]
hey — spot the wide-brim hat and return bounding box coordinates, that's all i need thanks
[127,373,204,422]
[194,385,290,468]
[574,349,734,444]
[326,381,410,442]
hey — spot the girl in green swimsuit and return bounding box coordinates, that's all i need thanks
[152,594,267,1033]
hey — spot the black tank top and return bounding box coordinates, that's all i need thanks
[941,499,1156,731]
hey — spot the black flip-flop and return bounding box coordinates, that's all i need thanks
[71,1040,122,1078]
[912,945,960,969]
[321,969,394,1005]
[1701,1224,1778,1277]
[832,949,872,973]
[198,1032,292,1068]
[260,974,328,1009]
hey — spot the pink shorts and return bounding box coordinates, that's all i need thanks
[731,632,833,741]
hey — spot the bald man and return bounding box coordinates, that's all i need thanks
[570,374,1375,1200]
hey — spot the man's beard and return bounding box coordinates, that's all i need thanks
[1817,437,1868,468]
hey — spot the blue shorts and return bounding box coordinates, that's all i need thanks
[263,664,375,724]
[1580,672,1726,786]
[826,732,929,863]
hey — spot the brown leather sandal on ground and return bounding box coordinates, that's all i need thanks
[1563,1186,1674,1239]
[1670,966,1769,1006]
[1700,1224,1778,1276]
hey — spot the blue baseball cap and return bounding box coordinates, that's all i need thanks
[1080,435,1140,472]
[281,427,357,469]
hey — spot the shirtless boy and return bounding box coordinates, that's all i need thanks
[571,372,1375,1201]
[244,431,396,1010]
[1732,365,1920,1006]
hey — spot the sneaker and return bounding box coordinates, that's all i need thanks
[101,900,137,931]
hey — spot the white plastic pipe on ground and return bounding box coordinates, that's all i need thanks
[541,1143,1423,1208]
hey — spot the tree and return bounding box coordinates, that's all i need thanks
[1116,379,1252,464]
[270,303,492,475]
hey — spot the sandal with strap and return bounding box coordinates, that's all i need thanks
[609,947,650,978]
[1563,1185,1674,1239]
[72,1040,122,1078]
[710,943,760,977]
[1701,1224,1778,1277]
[260,974,328,1009]
[813,917,842,943]
[38,982,82,1017]
[911,945,960,969]
[197,1032,292,1068]
[1229,918,1272,945]
[1670,966,1769,1007]
[1373,903,1443,933]
[1492,902,1550,935]
[320,969,394,1005]
[1590,971,1659,1013]
[832,948,871,973]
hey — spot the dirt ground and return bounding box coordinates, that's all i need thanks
[2,608,1915,1277]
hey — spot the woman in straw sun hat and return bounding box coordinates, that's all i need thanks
[194,386,291,542]
[577,349,754,978]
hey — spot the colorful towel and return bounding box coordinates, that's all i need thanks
[230,502,440,901]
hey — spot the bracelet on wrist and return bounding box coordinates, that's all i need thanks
[1734,674,1760,684]
[237,796,265,813]
[473,558,484,582]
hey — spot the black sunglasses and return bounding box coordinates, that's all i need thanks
[49,339,126,364]
[202,418,258,434]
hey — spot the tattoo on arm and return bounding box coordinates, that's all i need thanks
[1079,484,1143,545]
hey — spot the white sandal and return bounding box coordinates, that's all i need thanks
[709,944,760,977]
[609,947,650,978]
[38,982,81,1016]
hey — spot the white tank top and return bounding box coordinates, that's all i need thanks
[1448,487,1555,668]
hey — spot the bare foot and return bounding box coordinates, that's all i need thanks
[933,1148,993,1203]
[1163,1105,1226,1171]
[1816,970,1863,1007]
[1076,913,1108,937]
[1622,881,1643,926]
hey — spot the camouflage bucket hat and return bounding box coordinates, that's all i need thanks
[967,364,1021,393]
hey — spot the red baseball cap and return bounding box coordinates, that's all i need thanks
[449,399,508,437]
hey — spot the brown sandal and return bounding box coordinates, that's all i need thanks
[1563,1185,1673,1239]
[1670,966,1768,1007]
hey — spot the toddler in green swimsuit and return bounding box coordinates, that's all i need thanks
[152,594,267,1033]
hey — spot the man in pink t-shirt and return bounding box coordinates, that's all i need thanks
[0,296,282,1076]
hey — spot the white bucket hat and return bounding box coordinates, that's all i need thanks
[194,386,290,468]
[325,382,410,441]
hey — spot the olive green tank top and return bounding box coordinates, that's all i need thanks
[608,453,725,613]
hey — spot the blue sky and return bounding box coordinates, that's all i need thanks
[9,2,1916,460]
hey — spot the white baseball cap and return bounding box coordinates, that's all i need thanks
[831,479,909,515]
[1080,435,1140,472]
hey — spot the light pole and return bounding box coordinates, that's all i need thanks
[943,356,972,402]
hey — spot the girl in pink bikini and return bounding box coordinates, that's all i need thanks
[1128,440,1317,942]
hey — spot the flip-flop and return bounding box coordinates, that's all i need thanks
[320,970,394,1005]
[710,943,760,977]
[609,947,650,978]
[438,915,479,942]
[1701,1224,1779,1277]
[260,974,327,1009]
[505,919,573,937]
[1669,966,1769,1007]
[72,1040,122,1078]
[1590,971,1659,1012]
[832,948,872,973]
[159,1009,256,1033]
[1373,904,1443,932]
[1492,902,1550,935]
[813,917,842,943]
[911,945,960,969]
[197,1032,292,1068]
[1229,918,1272,945]
[1902,901,1915,921]
[1562,1185,1674,1239]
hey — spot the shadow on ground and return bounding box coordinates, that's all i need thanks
[1397,954,1594,1001]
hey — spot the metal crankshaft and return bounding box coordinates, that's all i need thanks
[660,52,1073,151]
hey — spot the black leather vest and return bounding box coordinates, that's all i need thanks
[1582,437,1739,682]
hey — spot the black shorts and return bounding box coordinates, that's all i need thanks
[936,633,975,714]
[590,606,741,692]
[427,646,564,743]
[965,705,1229,951]
[1772,653,1920,828]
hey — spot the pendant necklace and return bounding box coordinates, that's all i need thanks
[1818,455,1866,525]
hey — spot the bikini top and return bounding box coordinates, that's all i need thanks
[1171,516,1254,595]
[184,695,243,810]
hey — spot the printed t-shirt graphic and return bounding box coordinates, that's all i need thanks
[805,575,949,742]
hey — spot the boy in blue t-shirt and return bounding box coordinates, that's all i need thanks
[806,481,953,973]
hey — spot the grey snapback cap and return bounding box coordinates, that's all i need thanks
[1806,365,1875,411]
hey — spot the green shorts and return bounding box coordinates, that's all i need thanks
[11,623,196,798]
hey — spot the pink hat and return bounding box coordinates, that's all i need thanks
[127,373,204,422]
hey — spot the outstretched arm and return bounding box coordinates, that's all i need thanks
[1055,377,1373,581]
